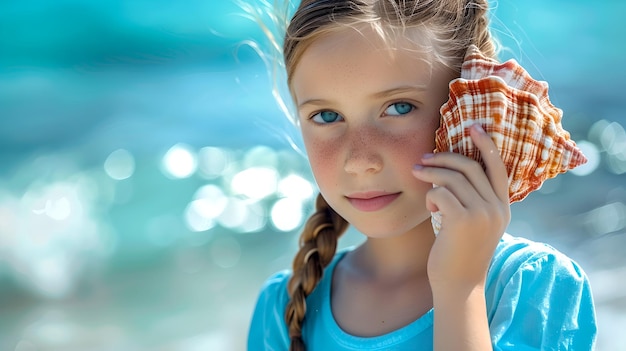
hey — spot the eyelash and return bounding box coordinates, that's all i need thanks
[310,110,343,124]
[384,101,415,116]
[309,101,416,124]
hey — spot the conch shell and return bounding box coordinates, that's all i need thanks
[431,45,587,234]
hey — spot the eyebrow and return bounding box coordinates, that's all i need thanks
[297,84,428,110]
[371,85,428,99]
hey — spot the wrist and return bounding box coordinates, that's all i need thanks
[431,279,486,301]
[430,273,486,292]
[432,283,492,351]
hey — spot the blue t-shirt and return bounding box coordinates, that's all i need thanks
[248,234,597,350]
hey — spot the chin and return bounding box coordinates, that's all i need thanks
[352,221,415,238]
[349,217,429,239]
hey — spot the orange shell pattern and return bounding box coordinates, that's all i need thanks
[431,46,587,233]
[437,46,587,202]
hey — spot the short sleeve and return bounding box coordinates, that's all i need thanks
[247,271,292,351]
[488,249,597,350]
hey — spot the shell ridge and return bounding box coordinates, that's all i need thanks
[435,46,588,211]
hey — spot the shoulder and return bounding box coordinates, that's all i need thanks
[248,270,292,351]
[487,233,594,306]
[488,233,587,284]
[252,269,292,322]
[260,270,292,298]
[486,234,597,350]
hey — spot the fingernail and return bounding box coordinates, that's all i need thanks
[422,153,434,159]
[472,124,486,134]
[413,164,423,171]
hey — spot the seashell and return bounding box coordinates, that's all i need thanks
[431,45,587,234]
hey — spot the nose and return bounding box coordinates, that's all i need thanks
[343,127,383,175]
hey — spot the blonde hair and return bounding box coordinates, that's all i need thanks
[284,0,497,84]
[279,1,498,350]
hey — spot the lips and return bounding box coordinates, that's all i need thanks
[346,191,401,212]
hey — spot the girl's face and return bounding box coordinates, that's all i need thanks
[291,26,456,238]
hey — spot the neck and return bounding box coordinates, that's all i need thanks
[352,218,435,282]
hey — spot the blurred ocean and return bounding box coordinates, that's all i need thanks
[0,0,625,350]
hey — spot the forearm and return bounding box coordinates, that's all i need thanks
[432,284,492,351]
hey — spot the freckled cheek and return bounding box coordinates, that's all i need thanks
[303,136,341,188]
[385,124,438,166]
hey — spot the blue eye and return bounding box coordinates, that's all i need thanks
[311,111,343,124]
[385,102,414,116]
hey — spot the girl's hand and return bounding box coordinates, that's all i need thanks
[412,124,511,290]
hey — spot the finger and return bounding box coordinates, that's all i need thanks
[413,165,484,208]
[469,124,509,204]
[418,153,496,204]
[425,184,464,216]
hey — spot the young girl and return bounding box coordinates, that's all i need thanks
[248,0,597,350]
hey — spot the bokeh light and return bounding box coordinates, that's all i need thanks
[184,201,217,233]
[236,201,266,233]
[104,149,135,180]
[243,145,278,168]
[230,167,279,200]
[599,121,625,155]
[589,120,626,175]
[270,197,304,232]
[278,174,315,200]
[161,143,198,179]
[184,184,229,232]
[198,147,232,179]
[217,197,250,230]
[0,174,113,300]
[584,202,626,237]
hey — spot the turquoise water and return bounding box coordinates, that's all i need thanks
[0,0,625,350]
